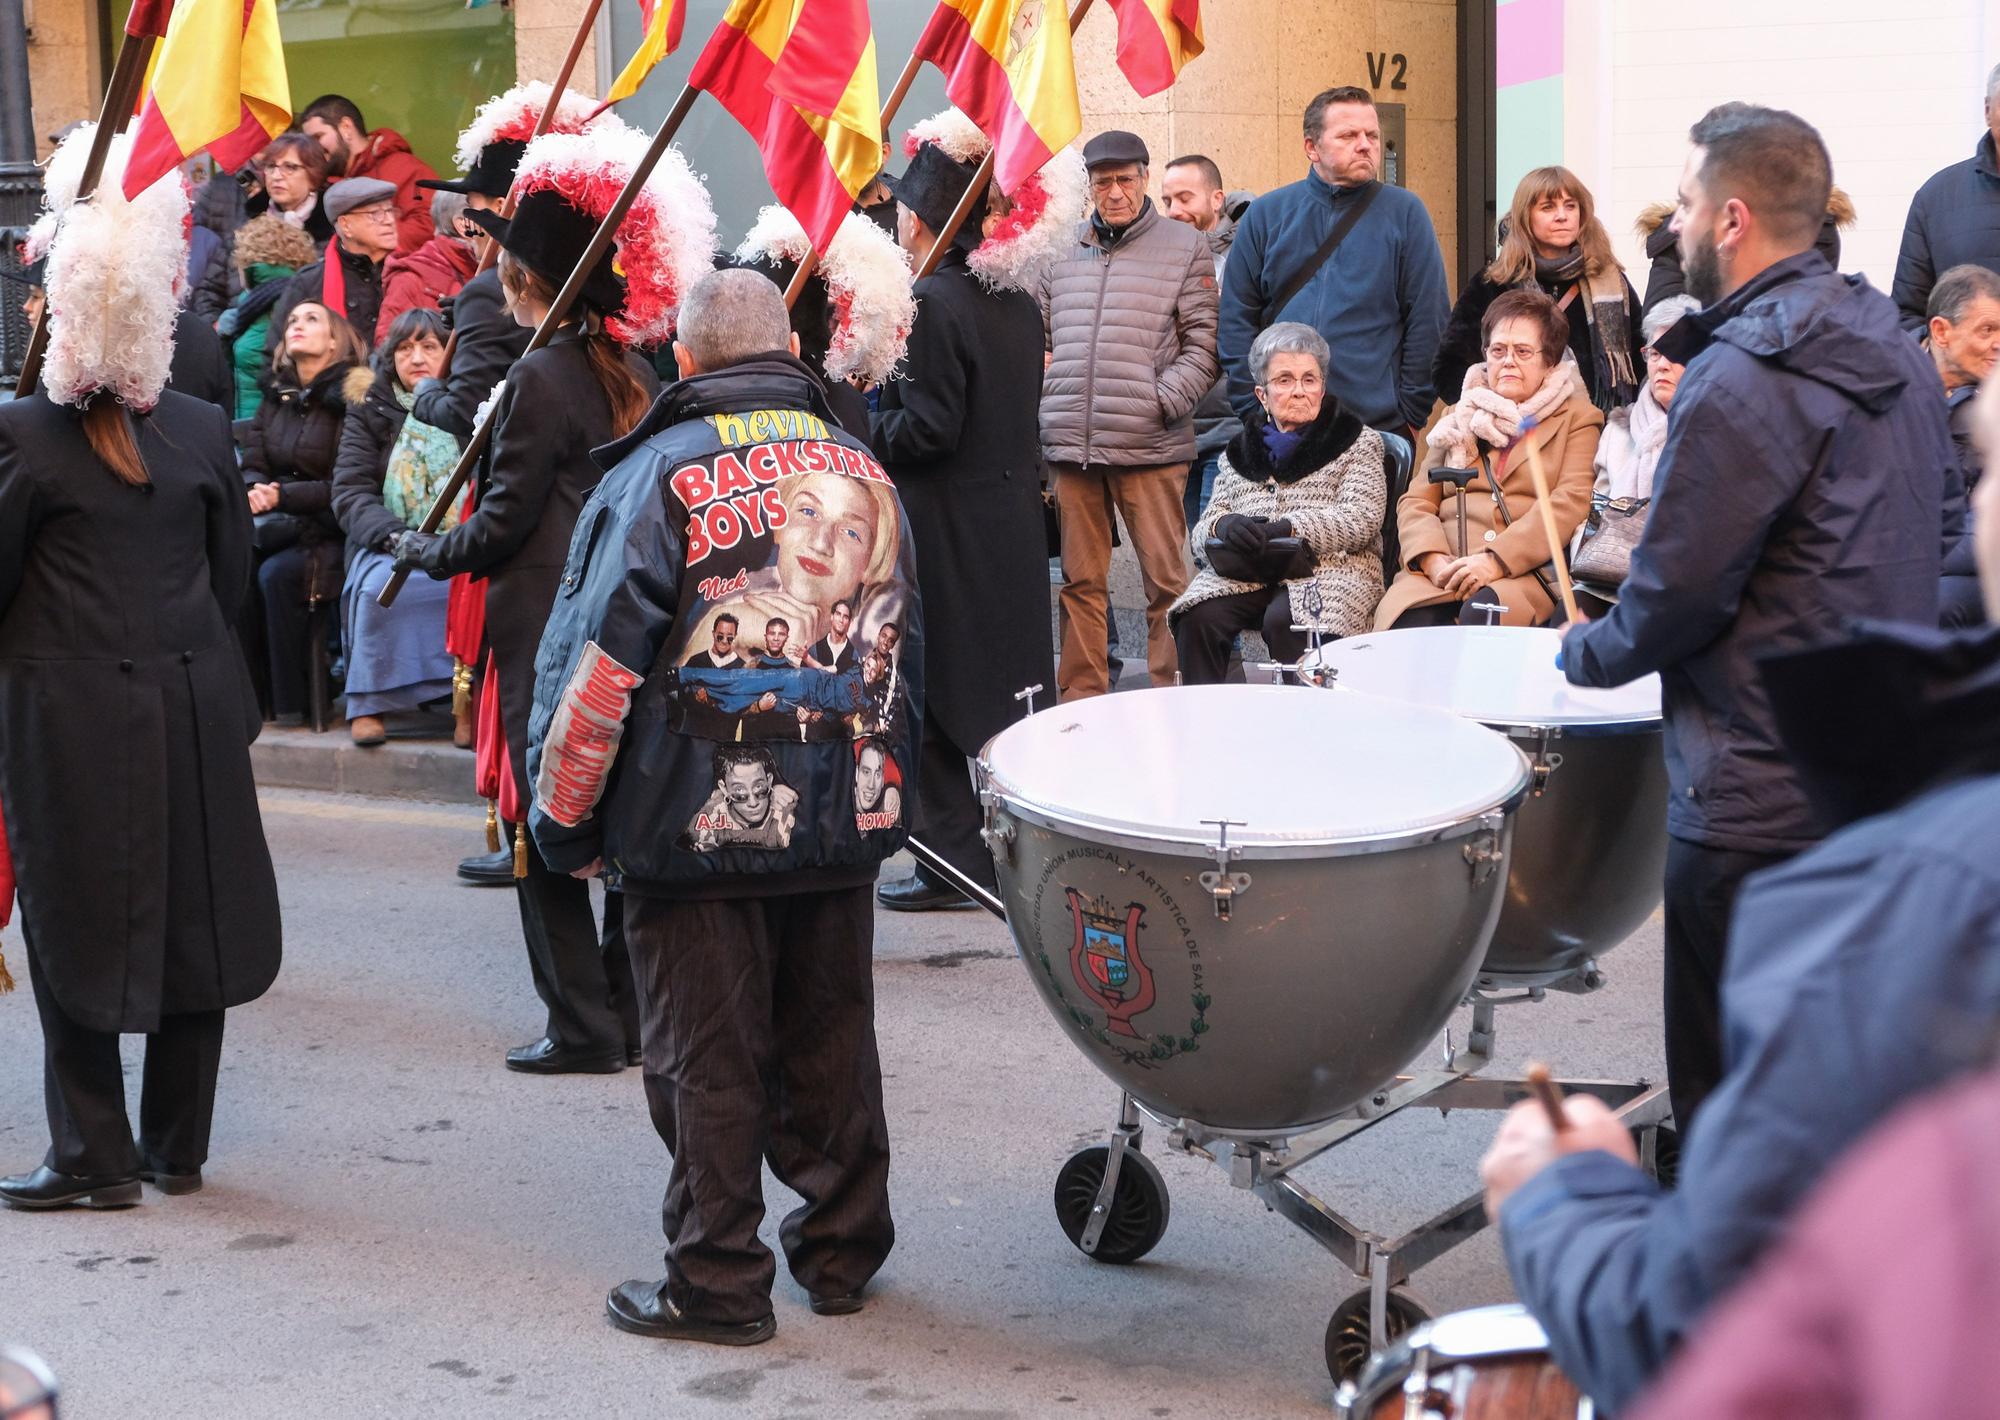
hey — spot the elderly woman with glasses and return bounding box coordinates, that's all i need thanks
[252,133,334,247]
[1169,321,1386,682]
[1376,288,1604,629]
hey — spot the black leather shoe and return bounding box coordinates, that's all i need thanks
[0,1165,142,1210]
[808,1289,865,1316]
[877,874,975,912]
[505,1038,624,1075]
[606,1279,775,1346]
[139,1162,204,1195]
[457,848,515,887]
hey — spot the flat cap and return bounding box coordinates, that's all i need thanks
[323,176,398,222]
[1082,130,1149,169]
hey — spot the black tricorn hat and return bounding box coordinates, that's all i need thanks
[464,185,625,317]
[419,137,526,199]
[880,142,988,247]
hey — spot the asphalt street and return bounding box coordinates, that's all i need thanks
[0,785,1666,1418]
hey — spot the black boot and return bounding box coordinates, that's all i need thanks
[0,1165,142,1210]
[457,848,515,886]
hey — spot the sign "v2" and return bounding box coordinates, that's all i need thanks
[1367,52,1409,91]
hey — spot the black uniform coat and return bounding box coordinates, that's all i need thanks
[0,391,281,1033]
[870,252,1052,751]
[427,330,658,808]
[410,267,531,439]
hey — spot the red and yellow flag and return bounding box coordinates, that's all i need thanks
[690,0,881,257]
[915,0,1081,195]
[1104,0,1202,97]
[123,0,290,201]
[605,0,689,106]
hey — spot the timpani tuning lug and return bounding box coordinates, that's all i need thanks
[1198,818,1253,920]
[1462,810,1505,886]
[1014,683,1045,716]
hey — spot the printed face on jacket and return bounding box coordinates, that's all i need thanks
[853,735,903,833]
[680,745,800,851]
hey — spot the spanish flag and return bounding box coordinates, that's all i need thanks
[915,0,1081,196]
[1104,0,1203,97]
[605,0,688,106]
[123,0,290,201]
[690,0,881,258]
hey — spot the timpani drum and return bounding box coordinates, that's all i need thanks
[977,684,1533,1135]
[1305,627,1666,988]
[1345,1305,1590,1419]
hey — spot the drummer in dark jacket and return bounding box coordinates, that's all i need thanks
[393,159,658,1075]
[1560,104,1946,1133]
[0,131,281,1209]
[527,268,925,1345]
[870,140,1053,910]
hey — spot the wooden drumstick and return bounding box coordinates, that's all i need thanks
[1525,1062,1570,1134]
[1518,435,1584,626]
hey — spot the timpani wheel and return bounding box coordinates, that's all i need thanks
[1325,1285,1433,1386]
[1052,1146,1170,1265]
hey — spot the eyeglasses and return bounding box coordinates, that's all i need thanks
[1485,343,1544,366]
[1090,174,1143,193]
[1262,373,1323,394]
[1641,344,1675,365]
[264,161,309,177]
[348,206,398,224]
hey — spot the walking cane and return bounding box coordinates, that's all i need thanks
[1428,466,1478,559]
[1518,436,1584,625]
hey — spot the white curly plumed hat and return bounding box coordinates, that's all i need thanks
[27,123,190,410]
[735,206,915,386]
[453,80,625,171]
[899,107,1087,294]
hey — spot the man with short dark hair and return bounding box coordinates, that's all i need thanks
[527,267,924,1346]
[805,600,857,672]
[1220,87,1448,435]
[1163,153,1248,529]
[687,613,742,669]
[1894,62,2000,330]
[1559,102,1946,1132]
[1926,264,1997,625]
[299,93,439,255]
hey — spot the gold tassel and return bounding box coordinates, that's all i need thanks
[513,820,528,879]
[0,943,14,994]
[485,799,501,854]
[451,658,472,718]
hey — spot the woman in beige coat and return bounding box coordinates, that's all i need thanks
[1377,289,1603,629]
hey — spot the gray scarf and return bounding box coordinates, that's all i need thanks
[1531,248,1638,410]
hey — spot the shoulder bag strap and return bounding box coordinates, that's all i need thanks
[1261,181,1382,327]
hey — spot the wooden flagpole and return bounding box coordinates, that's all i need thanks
[437,0,608,376]
[378,81,702,608]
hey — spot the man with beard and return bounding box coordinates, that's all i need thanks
[1558,103,1946,1134]
[299,95,439,256]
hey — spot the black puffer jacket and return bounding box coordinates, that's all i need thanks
[330,370,411,555]
[1895,132,2000,331]
[240,362,369,542]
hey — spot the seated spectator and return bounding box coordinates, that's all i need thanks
[239,301,369,725]
[266,176,400,363]
[217,214,318,420]
[1435,167,1644,411]
[375,187,478,346]
[1927,263,1999,626]
[330,308,465,747]
[1377,289,1603,629]
[1593,294,1700,500]
[250,132,333,247]
[299,94,441,256]
[1170,322,1385,682]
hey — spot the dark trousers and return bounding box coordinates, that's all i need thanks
[1941,574,1986,629]
[624,885,892,1323]
[1662,837,1791,1133]
[28,947,225,1177]
[247,544,318,717]
[513,826,639,1056]
[1173,586,1310,685]
[913,706,997,895]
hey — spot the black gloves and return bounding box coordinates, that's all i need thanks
[389,529,445,577]
[1207,515,1312,583]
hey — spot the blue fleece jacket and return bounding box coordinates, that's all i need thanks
[1219,170,1449,430]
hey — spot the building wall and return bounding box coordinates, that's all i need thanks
[22,0,104,160]
[1496,0,2000,299]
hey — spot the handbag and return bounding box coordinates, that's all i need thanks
[250,509,309,555]
[1570,496,1650,586]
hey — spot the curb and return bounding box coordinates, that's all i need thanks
[251,725,478,803]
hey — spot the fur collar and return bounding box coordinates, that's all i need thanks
[1225,400,1366,484]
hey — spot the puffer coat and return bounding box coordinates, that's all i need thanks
[1039,200,1218,467]
[1174,401,1386,637]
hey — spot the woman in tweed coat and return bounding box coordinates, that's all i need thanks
[1171,322,1385,683]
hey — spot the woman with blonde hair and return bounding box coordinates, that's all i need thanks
[1433,166,1644,411]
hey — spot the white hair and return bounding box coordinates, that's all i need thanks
[1641,294,1701,345]
[429,187,468,234]
[679,267,794,370]
[1249,321,1331,385]
[1988,62,2000,105]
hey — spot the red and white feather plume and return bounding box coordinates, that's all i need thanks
[735,205,915,386]
[453,79,625,169]
[900,107,1087,294]
[27,123,190,410]
[511,126,717,346]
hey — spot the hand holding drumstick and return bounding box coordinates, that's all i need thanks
[1480,1062,1640,1222]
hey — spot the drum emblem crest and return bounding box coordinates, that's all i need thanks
[1065,890,1155,1037]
